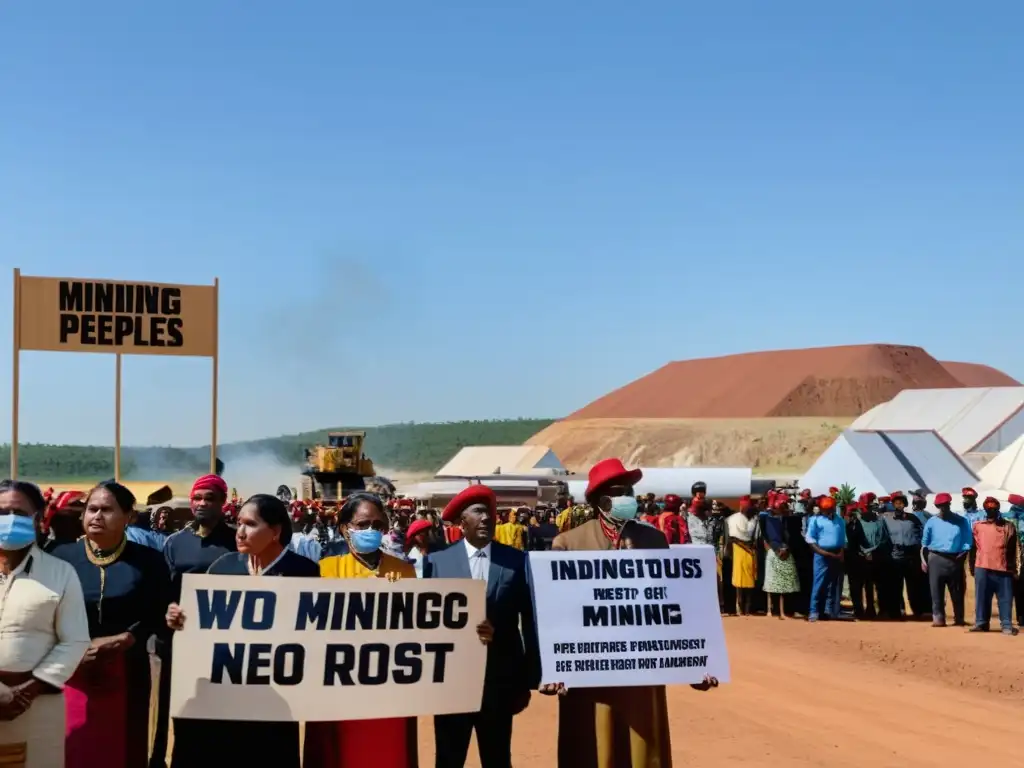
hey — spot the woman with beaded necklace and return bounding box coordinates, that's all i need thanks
[164,493,318,768]
[51,480,171,768]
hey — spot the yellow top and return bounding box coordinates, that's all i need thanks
[494,522,527,550]
[319,551,416,580]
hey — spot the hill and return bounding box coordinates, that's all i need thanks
[565,344,1016,420]
[528,417,850,476]
[0,419,556,480]
[940,361,1021,387]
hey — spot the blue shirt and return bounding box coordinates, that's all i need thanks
[921,514,972,554]
[126,526,167,551]
[805,513,847,550]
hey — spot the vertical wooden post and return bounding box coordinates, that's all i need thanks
[11,269,20,479]
[210,278,219,474]
[114,354,122,481]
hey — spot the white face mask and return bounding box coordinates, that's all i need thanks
[608,496,639,521]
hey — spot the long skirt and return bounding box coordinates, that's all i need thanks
[65,652,150,768]
[304,718,418,768]
[763,550,800,594]
[557,685,672,767]
[0,690,64,768]
[731,542,757,589]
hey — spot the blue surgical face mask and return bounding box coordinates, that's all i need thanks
[608,496,639,521]
[348,528,383,554]
[0,515,37,551]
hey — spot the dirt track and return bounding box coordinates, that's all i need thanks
[419,615,1024,766]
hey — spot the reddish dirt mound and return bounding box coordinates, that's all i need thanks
[566,344,976,420]
[942,360,1021,386]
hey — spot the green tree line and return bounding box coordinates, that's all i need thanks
[0,418,555,480]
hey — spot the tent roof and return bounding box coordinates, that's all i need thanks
[798,429,979,496]
[436,445,563,477]
[851,387,1024,454]
[978,433,1024,493]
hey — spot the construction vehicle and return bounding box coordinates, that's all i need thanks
[275,431,379,507]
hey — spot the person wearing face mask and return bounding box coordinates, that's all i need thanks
[423,485,536,768]
[306,492,424,767]
[0,479,90,768]
[166,494,317,768]
[152,474,236,768]
[962,487,983,526]
[541,459,716,768]
[968,496,1019,635]
[50,481,171,768]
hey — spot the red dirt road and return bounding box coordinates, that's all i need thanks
[419,616,1024,766]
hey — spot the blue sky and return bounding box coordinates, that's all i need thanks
[2,1,1022,446]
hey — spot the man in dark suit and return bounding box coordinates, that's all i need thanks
[424,484,541,768]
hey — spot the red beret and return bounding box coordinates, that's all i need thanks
[828,486,839,494]
[962,487,977,498]
[878,496,891,503]
[191,474,227,497]
[396,498,416,510]
[819,496,836,510]
[799,489,812,499]
[1009,494,1024,507]
[404,519,433,550]
[934,492,952,506]
[663,494,683,511]
[442,485,496,523]
[983,496,1000,509]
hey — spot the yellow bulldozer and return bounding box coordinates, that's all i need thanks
[276,430,379,507]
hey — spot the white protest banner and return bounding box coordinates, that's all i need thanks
[529,545,729,688]
[170,574,487,722]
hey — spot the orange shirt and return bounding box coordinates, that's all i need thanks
[973,519,1018,573]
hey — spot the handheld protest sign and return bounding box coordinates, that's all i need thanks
[169,574,488,722]
[529,544,730,688]
[11,271,220,480]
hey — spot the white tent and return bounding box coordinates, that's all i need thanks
[978,433,1024,494]
[436,445,565,477]
[851,387,1024,455]
[798,429,979,497]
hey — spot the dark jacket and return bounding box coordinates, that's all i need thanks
[423,539,542,703]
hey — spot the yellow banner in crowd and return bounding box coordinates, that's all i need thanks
[169,575,487,722]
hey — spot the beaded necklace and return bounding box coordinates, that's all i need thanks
[598,514,623,546]
[84,535,127,625]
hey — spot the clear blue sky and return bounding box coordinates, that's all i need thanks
[2,1,1022,446]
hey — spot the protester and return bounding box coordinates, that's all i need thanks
[42,491,85,552]
[153,473,237,768]
[921,492,972,627]
[1003,493,1024,627]
[542,458,716,768]
[725,498,760,616]
[805,496,846,622]
[304,491,421,768]
[762,496,800,618]
[51,481,171,768]
[0,479,90,768]
[403,517,439,576]
[969,497,1018,635]
[425,485,537,768]
[847,499,891,620]
[166,493,318,768]
[657,494,688,544]
[530,509,559,551]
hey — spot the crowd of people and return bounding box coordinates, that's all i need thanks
[4,463,1018,768]
[0,457,721,768]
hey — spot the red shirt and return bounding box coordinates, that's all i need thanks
[973,519,1018,573]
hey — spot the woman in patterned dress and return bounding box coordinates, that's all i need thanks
[762,495,800,618]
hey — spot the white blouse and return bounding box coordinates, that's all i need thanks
[0,546,90,689]
[726,512,759,544]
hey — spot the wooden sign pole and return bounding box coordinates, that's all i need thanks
[210,277,219,474]
[114,354,122,481]
[10,269,20,480]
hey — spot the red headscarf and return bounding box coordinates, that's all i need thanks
[190,474,227,512]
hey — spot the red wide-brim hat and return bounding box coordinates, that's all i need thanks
[584,458,643,501]
[442,485,497,523]
[404,518,433,550]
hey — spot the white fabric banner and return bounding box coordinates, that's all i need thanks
[529,545,730,688]
[169,574,487,721]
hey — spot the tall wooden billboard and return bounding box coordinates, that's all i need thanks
[11,270,220,480]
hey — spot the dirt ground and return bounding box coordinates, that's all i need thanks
[529,417,851,475]
[418,613,1024,767]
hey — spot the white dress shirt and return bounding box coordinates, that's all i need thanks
[463,540,492,586]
